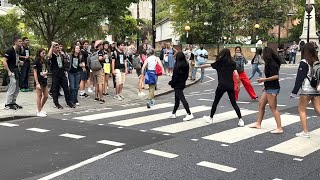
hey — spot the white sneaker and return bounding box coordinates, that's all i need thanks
[203,116,213,123]
[138,92,146,96]
[119,95,125,99]
[183,114,194,121]
[114,95,122,101]
[40,111,47,115]
[76,103,80,106]
[169,113,176,119]
[238,119,245,127]
[295,131,310,138]
[88,87,93,93]
[37,112,47,117]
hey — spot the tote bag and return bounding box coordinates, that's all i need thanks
[145,70,156,84]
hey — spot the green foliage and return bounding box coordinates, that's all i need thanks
[109,15,139,42]
[0,8,21,54]
[156,0,170,22]
[9,0,135,47]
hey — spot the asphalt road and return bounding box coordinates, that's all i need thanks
[1,64,320,180]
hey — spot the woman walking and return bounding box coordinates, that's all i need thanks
[249,47,283,134]
[249,48,263,80]
[140,48,164,108]
[163,43,177,76]
[234,46,258,101]
[68,45,83,106]
[168,52,194,121]
[33,48,49,117]
[290,42,320,138]
[103,42,111,95]
[201,49,244,127]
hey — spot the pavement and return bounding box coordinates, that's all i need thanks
[0,69,200,120]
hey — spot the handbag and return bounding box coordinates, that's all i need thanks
[155,63,162,76]
[145,70,156,84]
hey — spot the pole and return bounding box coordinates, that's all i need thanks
[278,17,281,48]
[307,12,311,42]
[137,0,140,48]
[152,0,156,48]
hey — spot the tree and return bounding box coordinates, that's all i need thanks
[108,15,139,43]
[0,9,21,54]
[9,0,135,46]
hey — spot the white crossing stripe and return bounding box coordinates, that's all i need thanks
[97,140,125,147]
[59,133,85,139]
[266,128,320,157]
[109,106,211,127]
[197,161,237,172]
[26,128,50,133]
[151,109,257,134]
[73,103,173,121]
[143,149,178,158]
[0,122,19,127]
[202,114,300,143]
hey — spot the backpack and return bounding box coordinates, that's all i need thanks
[308,61,320,92]
[132,55,141,69]
[235,56,246,72]
[88,51,102,70]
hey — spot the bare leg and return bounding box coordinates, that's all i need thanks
[249,91,268,128]
[36,88,42,112]
[41,86,48,110]
[267,93,283,133]
[298,95,311,132]
[312,96,320,116]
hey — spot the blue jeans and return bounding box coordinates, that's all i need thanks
[289,52,296,64]
[249,63,262,80]
[192,62,205,81]
[68,72,80,104]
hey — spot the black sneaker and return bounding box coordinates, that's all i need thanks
[83,93,89,98]
[54,103,63,109]
[146,103,151,109]
[67,103,76,108]
[5,104,17,110]
[99,99,105,104]
[94,98,99,101]
[12,103,23,109]
[79,94,85,98]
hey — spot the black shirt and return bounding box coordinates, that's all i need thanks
[69,54,81,73]
[170,64,189,89]
[49,53,65,76]
[81,49,90,70]
[98,50,105,66]
[19,46,31,63]
[211,59,236,90]
[112,49,126,69]
[264,62,280,89]
[33,59,48,86]
[4,47,19,70]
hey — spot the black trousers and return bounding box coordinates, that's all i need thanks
[172,88,191,114]
[210,87,242,119]
[19,62,30,89]
[51,73,70,104]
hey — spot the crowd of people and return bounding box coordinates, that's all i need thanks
[2,36,320,138]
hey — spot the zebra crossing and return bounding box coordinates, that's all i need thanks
[69,102,320,159]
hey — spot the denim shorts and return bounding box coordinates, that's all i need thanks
[265,88,280,95]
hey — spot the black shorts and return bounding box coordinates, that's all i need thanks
[80,70,89,81]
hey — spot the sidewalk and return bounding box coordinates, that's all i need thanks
[0,70,200,119]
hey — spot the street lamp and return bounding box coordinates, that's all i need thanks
[254,23,260,29]
[306,2,313,42]
[185,25,190,44]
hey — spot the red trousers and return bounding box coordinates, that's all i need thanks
[233,71,257,100]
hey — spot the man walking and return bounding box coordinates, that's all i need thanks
[19,37,32,92]
[3,37,24,110]
[192,45,208,82]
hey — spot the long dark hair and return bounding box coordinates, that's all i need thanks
[174,51,188,74]
[36,48,46,62]
[301,42,319,66]
[262,47,281,67]
[251,48,262,62]
[216,48,233,63]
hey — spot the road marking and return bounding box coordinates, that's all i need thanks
[61,119,68,121]
[163,133,170,136]
[98,124,104,126]
[26,128,50,133]
[266,128,320,157]
[97,140,125,147]
[143,149,178,158]
[273,178,283,180]
[266,103,287,107]
[293,158,303,161]
[109,106,211,127]
[189,91,200,94]
[202,75,215,84]
[38,148,122,180]
[221,144,229,147]
[254,150,264,154]
[198,99,212,101]
[191,139,199,141]
[151,109,257,134]
[0,122,19,127]
[73,103,173,121]
[202,114,300,143]
[185,92,215,97]
[197,161,236,172]
[236,101,250,104]
[140,130,147,132]
[59,133,85,139]
[204,89,215,92]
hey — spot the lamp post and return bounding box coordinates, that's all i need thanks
[185,25,190,44]
[277,10,283,49]
[136,0,140,48]
[254,23,260,44]
[306,2,313,43]
[152,0,156,48]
